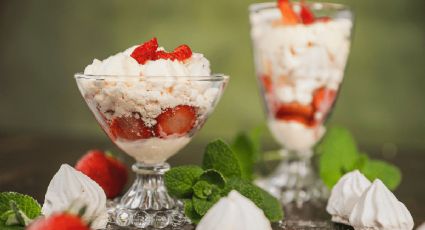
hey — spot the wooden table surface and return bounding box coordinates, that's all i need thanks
[1,134,424,227]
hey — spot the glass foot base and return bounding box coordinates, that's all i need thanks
[277,220,353,230]
[105,199,190,229]
[256,152,329,212]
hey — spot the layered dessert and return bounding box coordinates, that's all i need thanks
[250,0,352,153]
[77,38,222,164]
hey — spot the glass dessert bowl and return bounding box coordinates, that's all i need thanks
[249,1,354,211]
[75,74,228,228]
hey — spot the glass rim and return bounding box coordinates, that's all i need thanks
[249,1,352,13]
[74,73,229,81]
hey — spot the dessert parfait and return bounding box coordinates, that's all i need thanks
[75,38,228,228]
[249,0,353,207]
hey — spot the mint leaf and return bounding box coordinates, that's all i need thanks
[183,199,202,224]
[361,160,401,190]
[202,139,241,179]
[223,178,283,222]
[0,192,41,221]
[193,181,214,199]
[199,169,226,189]
[317,126,359,188]
[192,196,218,216]
[164,166,204,199]
[232,133,256,181]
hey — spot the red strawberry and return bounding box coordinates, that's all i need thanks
[278,0,299,25]
[110,116,154,140]
[275,102,314,126]
[155,50,175,60]
[27,213,89,230]
[300,3,315,25]
[313,87,337,114]
[172,44,192,61]
[156,105,197,137]
[75,150,128,199]
[260,75,273,93]
[131,37,159,64]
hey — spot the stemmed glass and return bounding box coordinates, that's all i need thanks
[75,74,228,228]
[249,1,354,213]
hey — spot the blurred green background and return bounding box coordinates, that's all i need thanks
[0,0,424,151]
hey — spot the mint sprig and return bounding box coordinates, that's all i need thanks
[165,139,283,224]
[317,126,402,190]
[0,192,42,229]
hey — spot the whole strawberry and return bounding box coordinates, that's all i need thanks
[27,213,89,230]
[76,150,128,198]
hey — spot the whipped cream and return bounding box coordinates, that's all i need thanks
[417,222,425,230]
[196,190,272,230]
[326,170,372,225]
[268,120,325,153]
[349,179,414,230]
[42,164,108,229]
[115,136,191,164]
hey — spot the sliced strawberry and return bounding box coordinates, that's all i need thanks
[156,105,197,137]
[278,0,299,25]
[155,50,175,60]
[313,87,337,114]
[300,3,315,25]
[275,102,314,126]
[131,37,159,64]
[172,44,192,61]
[109,116,153,140]
[260,74,273,93]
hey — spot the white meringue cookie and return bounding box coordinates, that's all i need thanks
[42,164,108,229]
[196,190,272,230]
[349,179,414,230]
[326,170,372,224]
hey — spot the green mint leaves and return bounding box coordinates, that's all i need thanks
[0,192,42,229]
[164,139,283,224]
[317,126,402,190]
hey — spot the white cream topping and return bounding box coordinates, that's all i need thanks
[250,8,351,105]
[349,179,414,230]
[326,170,372,225]
[196,190,272,230]
[268,120,325,153]
[115,137,191,164]
[416,222,425,230]
[42,164,108,229]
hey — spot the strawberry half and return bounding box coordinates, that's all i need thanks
[110,116,154,140]
[278,0,299,25]
[156,105,197,137]
[275,102,314,126]
[313,87,337,114]
[300,2,315,25]
[131,37,159,64]
[27,213,89,230]
[75,150,128,199]
[172,44,193,61]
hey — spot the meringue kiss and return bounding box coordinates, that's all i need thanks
[349,179,414,230]
[196,190,272,230]
[41,164,108,229]
[326,170,372,224]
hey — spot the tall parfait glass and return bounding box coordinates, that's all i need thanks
[249,1,354,214]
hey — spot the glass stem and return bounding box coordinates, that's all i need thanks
[120,162,176,210]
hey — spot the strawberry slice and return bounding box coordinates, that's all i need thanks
[275,102,314,126]
[131,38,159,64]
[313,87,337,114]
[172,44,192,61]
[278,0,299,25]
[260,74,273,93]
[300,3,315,25]
[156,105,197,137]
[110,116,153,140]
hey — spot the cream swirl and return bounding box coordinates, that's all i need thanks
[41,164,108,229]
[196,190,272,230]
[326,170,372,224]
[349,179,414,230]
